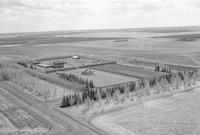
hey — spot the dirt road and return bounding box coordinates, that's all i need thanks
[0,82,105,135]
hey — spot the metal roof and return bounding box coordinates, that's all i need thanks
[36,63,53,68]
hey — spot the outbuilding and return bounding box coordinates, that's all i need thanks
[35,63,53,72]
[53,60,64,68]
[72,55,80,59]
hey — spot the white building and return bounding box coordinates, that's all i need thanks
[72,55,80,59]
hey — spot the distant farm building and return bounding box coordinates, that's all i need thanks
[53,60,64,68]
[36,63,54,72]
[72,55,80,59]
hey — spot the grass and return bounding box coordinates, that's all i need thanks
[90,64,163,80]
[92,86,200,135]
[58,68,138,87]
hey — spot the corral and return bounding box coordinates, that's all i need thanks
[89,64,164,80]
[57,68,138,87]
[92,87,200,135]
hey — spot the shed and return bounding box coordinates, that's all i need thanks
[53,60,64,68]
[72,55,80,59]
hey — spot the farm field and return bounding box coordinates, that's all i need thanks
[89,64,163,80]
[1,28,200,67]
[0,36,129,46]
[92,87,200,135]
[153,33,200,41]
[0,95,48,135]
[58,68,138,87]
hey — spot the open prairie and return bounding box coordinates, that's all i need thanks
[1,27,200,67]
[92,87,200,135]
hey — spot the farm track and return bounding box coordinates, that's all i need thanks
[0,82,106,135]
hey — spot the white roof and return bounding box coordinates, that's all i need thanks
[72,55,79,58]
[36,63,53,68]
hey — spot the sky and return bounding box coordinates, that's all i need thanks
[0,0,200,33]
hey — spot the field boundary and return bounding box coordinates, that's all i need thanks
[131,59,200,70]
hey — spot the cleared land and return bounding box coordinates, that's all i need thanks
[92,87,200,135]
[58,68,138,87]
[0,95,48,135]
[90,64,163,80]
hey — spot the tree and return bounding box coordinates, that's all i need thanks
[89,80,94,88]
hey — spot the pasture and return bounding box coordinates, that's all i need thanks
[58,68,138,87]
[89,64,163,80]
[92,87,200,135]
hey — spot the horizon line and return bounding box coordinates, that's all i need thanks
[0,25,200,35]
